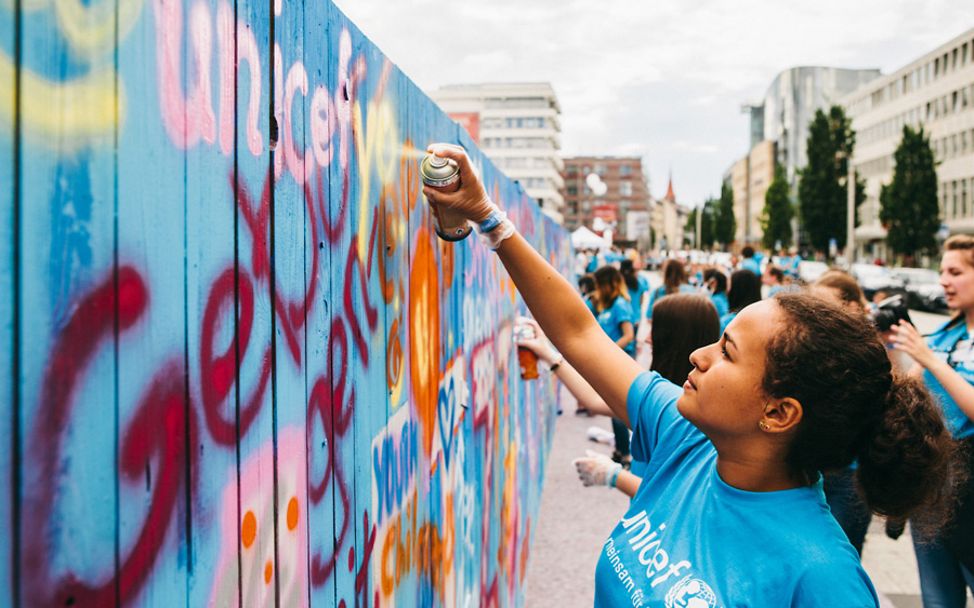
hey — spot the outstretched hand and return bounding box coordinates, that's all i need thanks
[515,317,558,364]
[422,144,496,223]
[571,449,621,487]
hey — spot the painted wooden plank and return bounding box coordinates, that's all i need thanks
[321,10,366,606]
[181,0,242,604]
[114,0,191,602]
[231,0,278,603]
[1,1,17,604]
[271,0,313,603]
[301,4,340,604]
[15,0,120,603]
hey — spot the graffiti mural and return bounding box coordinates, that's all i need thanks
[1,0,574,605]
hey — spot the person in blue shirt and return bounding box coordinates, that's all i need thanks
[763,265,786,298]
[809,270,875,557]
[740,244,761,276]
[423,143,959,608]
[620,259,649,333]
[646,259,696,322]
[703,268,729,318]
[594,265,636,467]
[720,269,761,333]
[891,234,974,607]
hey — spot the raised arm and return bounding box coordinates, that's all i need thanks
[424,144,643,425]
[515,318,616,418]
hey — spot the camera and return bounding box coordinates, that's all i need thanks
[871,294,913,332]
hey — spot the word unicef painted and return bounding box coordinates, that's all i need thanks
[0,0,572,605]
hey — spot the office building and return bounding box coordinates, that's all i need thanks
[430,82,565,222]
[844,27,974,261]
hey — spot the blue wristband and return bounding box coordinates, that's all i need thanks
[607,466,621,488]
[476,209,507,234]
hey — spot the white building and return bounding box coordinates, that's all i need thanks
[844,28,974,261]
[429,82,565,222]
[752,67,882,188]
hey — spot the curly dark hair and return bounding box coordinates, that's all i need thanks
[764,293,962,524]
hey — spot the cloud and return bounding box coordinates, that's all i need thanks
[334,0,974,204]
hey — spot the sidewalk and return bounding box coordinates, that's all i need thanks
[525,389,973,608]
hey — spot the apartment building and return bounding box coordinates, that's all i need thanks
[429,82,565,222]
[844,27,974,260]
[561,156,652,239]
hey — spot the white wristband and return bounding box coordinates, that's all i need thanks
[478,217,516,250]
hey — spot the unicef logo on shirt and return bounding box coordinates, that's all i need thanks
[664,575,718,608]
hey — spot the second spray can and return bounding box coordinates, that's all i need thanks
[420,153,474,242]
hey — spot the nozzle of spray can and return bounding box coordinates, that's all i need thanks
[421,152,473,242]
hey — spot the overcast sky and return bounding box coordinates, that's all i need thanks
[333,0,973,206]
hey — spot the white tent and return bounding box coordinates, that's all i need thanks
[572,226,606,250]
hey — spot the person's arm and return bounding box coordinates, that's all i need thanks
[891,320,974,422]
[425,145,643,426]
[613,470,641,499]
[616,321,634,350]
[573,450,640,498]
[515,319,615,418]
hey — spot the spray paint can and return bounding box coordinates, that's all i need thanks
[420,153,473,241]
[514,321,540,380]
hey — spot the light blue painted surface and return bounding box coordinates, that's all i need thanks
[3,0,572,605]
[1,3,14,604]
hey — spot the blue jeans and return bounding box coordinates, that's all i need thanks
[912,525,974,608]
[611,417,630,457]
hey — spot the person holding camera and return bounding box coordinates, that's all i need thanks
[423,143,960,607]
[891,235,974,607]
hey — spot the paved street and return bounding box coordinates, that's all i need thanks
[525,284,971,607]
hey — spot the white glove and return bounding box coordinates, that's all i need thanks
[572,450,622,487]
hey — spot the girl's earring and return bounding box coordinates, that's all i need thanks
[758,421,770,431]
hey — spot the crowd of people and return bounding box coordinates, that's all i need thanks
[424,143,974,607]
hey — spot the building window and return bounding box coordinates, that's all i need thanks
[962,179,969,218]
[620,181,633,197]
[620,165,632,176]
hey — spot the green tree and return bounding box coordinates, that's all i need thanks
[798,106,863,255]
[879,125,939,261]
[760,163,793,250]
[685,198,717,249]
[714,181,736,247]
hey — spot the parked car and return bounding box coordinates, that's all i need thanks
[797,261,830,285]
[890,267,948,312]
[849,263,906,301]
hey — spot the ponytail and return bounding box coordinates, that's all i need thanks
[856,375,963,526]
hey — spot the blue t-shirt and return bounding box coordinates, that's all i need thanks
[923,319,974,440]
[593,372,878,607]
[710,292,729,318]
[741,258,761,276]
[719,311,736,334]
[630,275,651,325]
[598,296,636,356]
